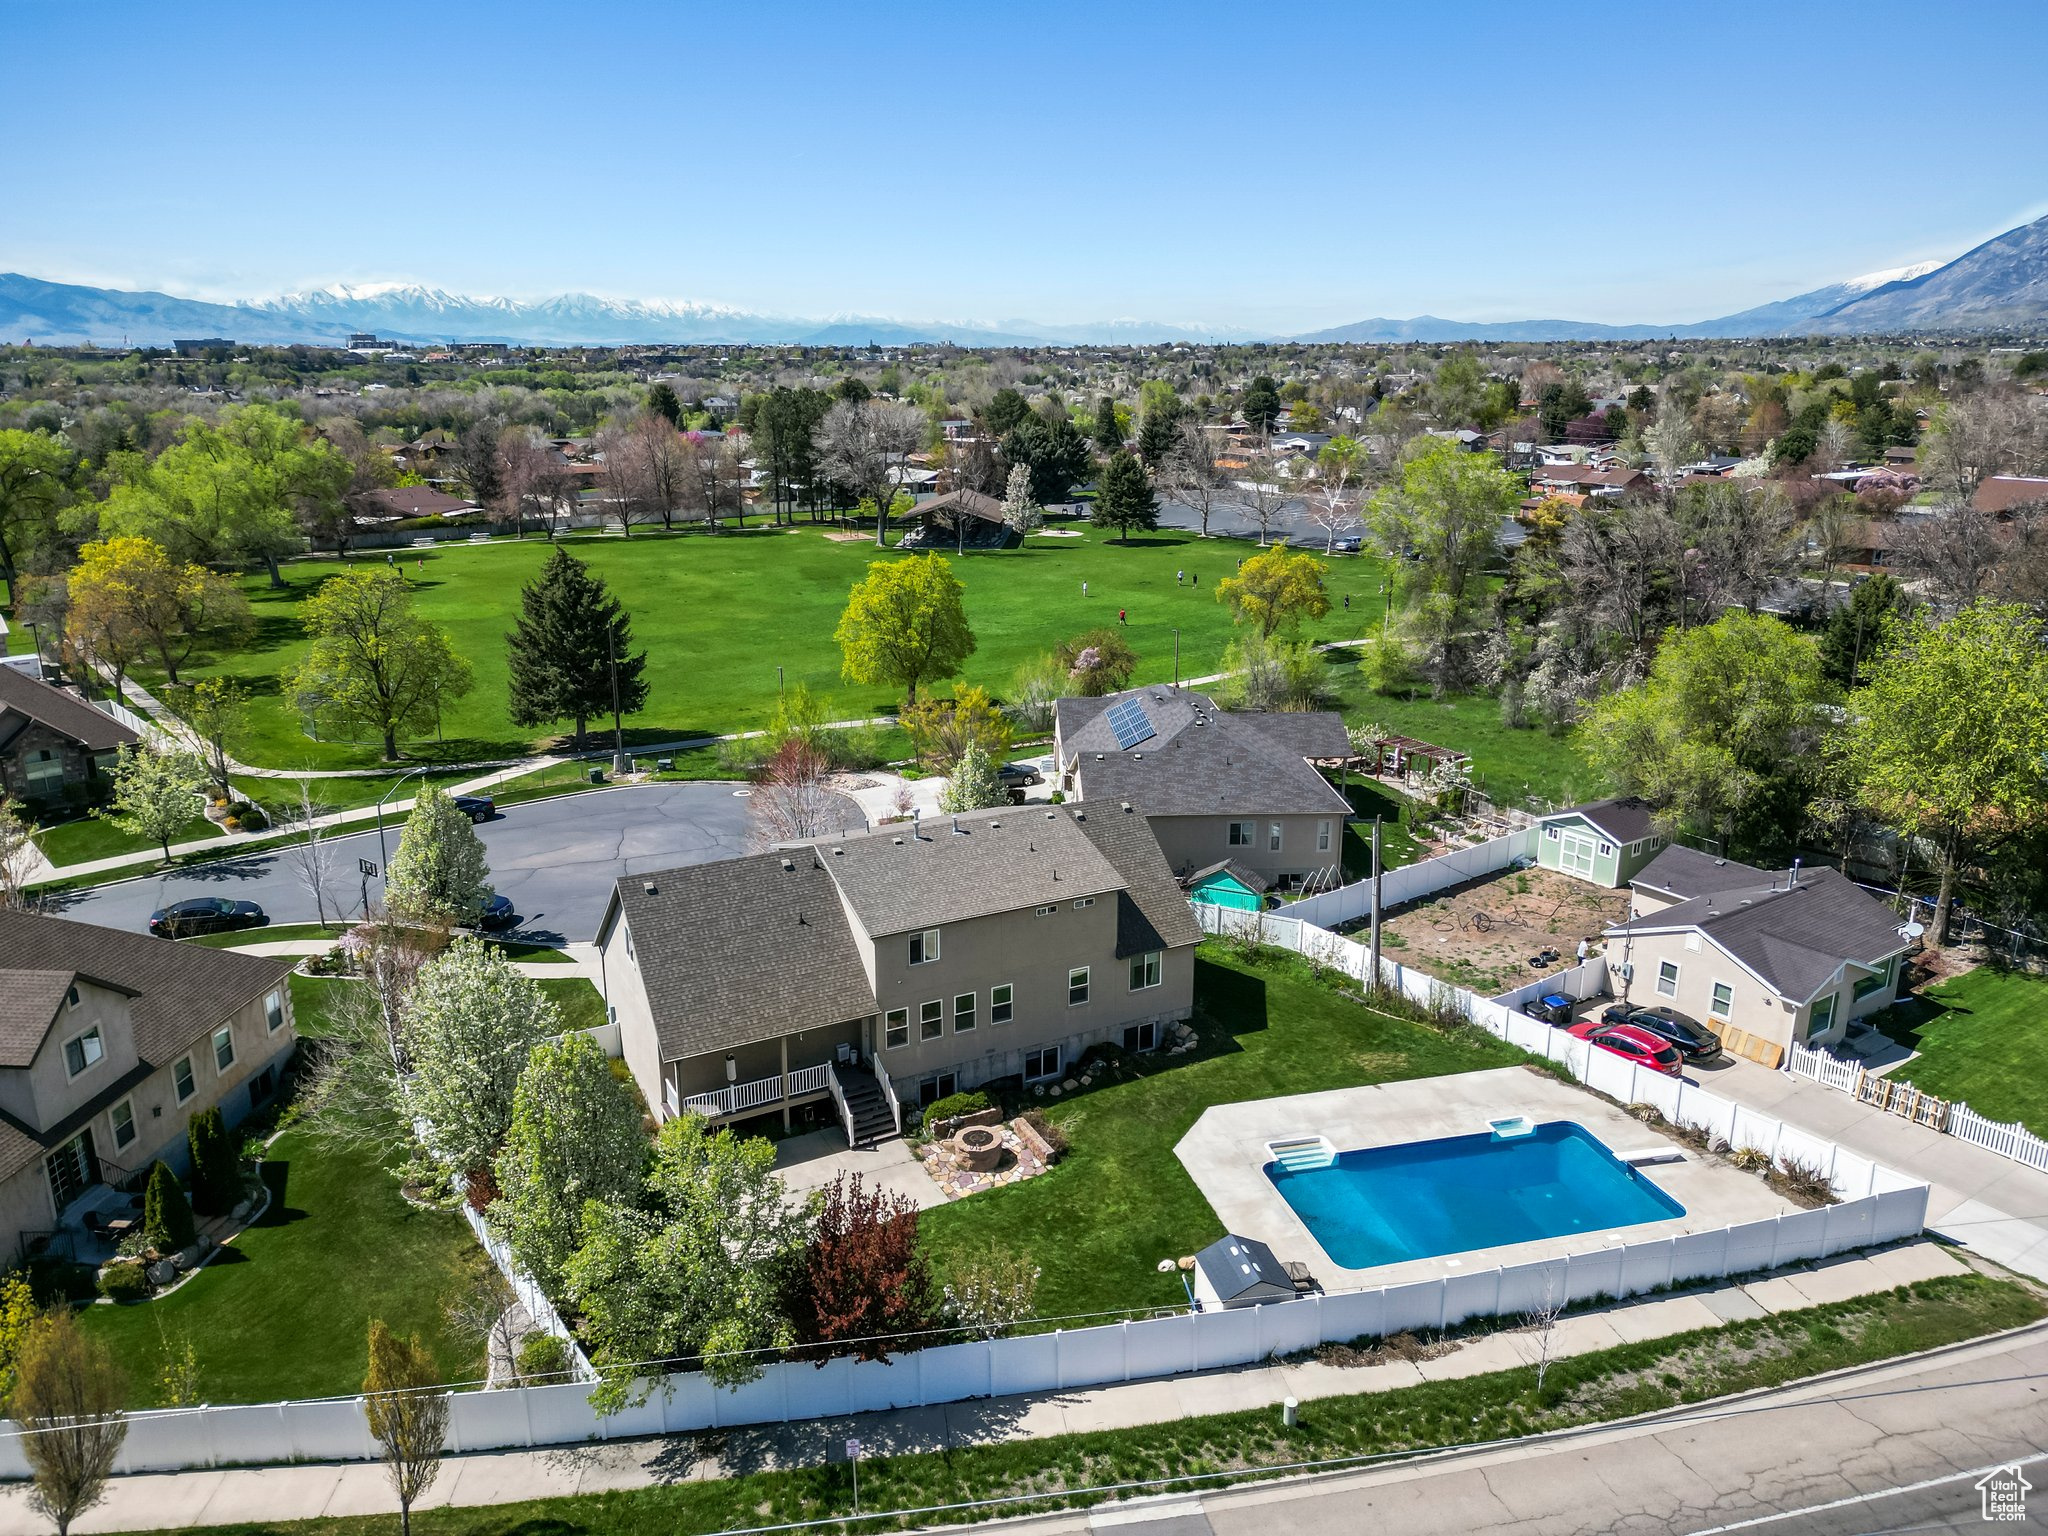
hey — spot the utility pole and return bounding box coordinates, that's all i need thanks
[1173,627,1181,689]
[1368,816,1383,995]
[608,621,633,776]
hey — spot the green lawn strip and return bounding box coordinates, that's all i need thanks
[30,809,222,866]
[1880,967,2048,1137]
[287,974,354,1039]
[77,1130,484,1408]
[140,531,1394,771]
[231,768,484,819]
[190,926,573,963]
[1325,656,1609,812]
[1334,776,1422,879]
[536,976,607,1031]
[136,1274,2042,1536]
[918,949,1528,1319]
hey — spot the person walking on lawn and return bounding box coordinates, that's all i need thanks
[1119,608,1127,625]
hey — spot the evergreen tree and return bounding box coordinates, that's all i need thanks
[646,382,682,426]
[982,387,1030,437]
[185,1108,239,1217]
[1092,450,1158,542]
[142,1161,196,1254]
[505,546,649,748]
[1820,573,1909,688]
[1000,416,1092,505]
[1092,396,1122,453]
[1136,396,1183,465]
[1241,375,1282,432]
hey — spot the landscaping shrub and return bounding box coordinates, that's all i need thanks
[187,1107,241,1216]
[143,1161,197,1253]
[20,1255,96,1307]
[463,1163,501,1213]
[516,1331,572,1381]
[924,1091,990,1129]
[97,1260,152,1303]
[1020,1109,1068,1163]
[1772,1153,1839,1207]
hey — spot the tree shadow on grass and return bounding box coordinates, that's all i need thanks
[1869,991,1959,1055]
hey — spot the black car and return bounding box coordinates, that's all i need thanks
[1600,1002,1722,1062]
[453,794,496,823]
[149,897,267,939]
[996,762,1043,790]
[477,894,518,931]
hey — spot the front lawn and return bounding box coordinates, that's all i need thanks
[31,808,222,867]
[1881,966,2048,1137]
[78,1130,484,1407]
[918,947,1527,1318]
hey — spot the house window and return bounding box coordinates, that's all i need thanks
[25,750,65,796]
[919,1000,943,1041]
[885,1008,909,1050]
[66,985,80,1009]
[908,928,940,966]
[1024,1046,1062,1081]
[1227,821,1255,847]
[1853,957,1896,1001]
[1710,981,1734,1018]
[1128,951,1162,990]
[213,1026,235,1073]
[917,1071,958,1106]
[109,1099,137,1151]
[1072,896,1094,910]
[1543,824,1559,840]
[1122,1021,1160,1053]
[1068,967,1090,1006]
[1317,820,1332,853]
[1035,905,1056,917]
[173,1055,196,1102]
[990,984,1014,1026]
[1598,842,1615,858]
[1269,823,1283,852]
[265,989,286,1032]
[1656,960,1680,998]
[1808,991,1839,1040]
[623,925,635,961]
[953,993,976,1032]
[248,1065,276,1102]
[63,1027,104,1079]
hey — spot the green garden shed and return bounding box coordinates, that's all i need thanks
[1184,858,1269,912]
[1535,797,1666,889]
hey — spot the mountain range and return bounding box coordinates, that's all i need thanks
[4,213,2044,349]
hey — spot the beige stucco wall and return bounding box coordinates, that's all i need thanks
[1604,931,1901,1052]
[1144,813,1343,885]
[98,984,295,1180]
[598,910,666,1119]
[3,980,144,1130]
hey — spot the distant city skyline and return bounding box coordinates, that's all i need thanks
[4,0,2043,332]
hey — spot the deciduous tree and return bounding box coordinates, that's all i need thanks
[834,554,975,704]
[402,937,559,1181]
[818,397,928,546]
[98,747,202,862]
[999,463,1042,534]
[938,739,1006,813]
[785,1173,940,1360]
[362,1320,447,1536]
[1053,628,1138,696]
[1367,437,1520,605]
[0,429,72,607]
[11,1312,127,1536]
[384,788,495,927]
[175,677,249,800]
[1215,545,1330,637]
[288,568,472,760]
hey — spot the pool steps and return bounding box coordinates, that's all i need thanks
[1487,1115,1536,1139]
[1266,1134,1336,1171]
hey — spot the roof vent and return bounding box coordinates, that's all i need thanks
[832,845,844,855]
[1120,801,1131,812]
[1132,752,1143,761]
[1095,753,1104,761]
[990,820,1002,830]
[1046,810,1056,820]
[1073,810,1085,821]
[643,880,658,896]
[951,816,966,835]
[892,836,904,846]
[781,857,795,872]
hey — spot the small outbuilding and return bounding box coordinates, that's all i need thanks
[1183,859,1269,913]
[1535,797,1665,889]
[1192,1233,1297,1310]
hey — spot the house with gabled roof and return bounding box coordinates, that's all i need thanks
[1535,797,1668,888]
[1053,687,1352,889]
[597,801,1202,1141]
[0,909,297,1263]
[0,666,142,811]
[1603,846,1913,1060]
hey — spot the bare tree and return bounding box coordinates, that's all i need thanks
[297,922,441,1153]
[818,398,929,545]
[277,778,339,926]
[680,430,746,531]
[1299,442,1364,554]
[1556,500,1683,663]
[749,741,844,844]
[1223,433,1293,547]
[1921,392,2048,505]
[1673,480,1796,617]
[497,428,575,540]
[443,1255,527,1387]
[1158,420,1228,538]
[0,794,35,910]
[598,413,690,535]
[1895,502,2006,609]
[1526,1275,1566,1394]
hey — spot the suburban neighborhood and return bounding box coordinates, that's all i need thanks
[1,6,2047,1534]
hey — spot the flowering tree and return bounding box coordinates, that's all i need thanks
[384,788,493,926]
[942,1243,1041,1340]
[785,1173,941,1361]
[939,740,1006,813]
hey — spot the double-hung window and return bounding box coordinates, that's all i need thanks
[109,1099,137,1151]
[953,992,976,1032]
[908,928,940,966]
[1269,823,1283,852]
[265,989,286,1032]
[1316,819,1332,853]
[1068,967,1090,1006]
[213,1025,236,1073]
[1709,981,1734,1018]
[173,1055,196,1103]
[63,1027,104,1079]
[1227,820,1254,847]
[919,1000,943,1041]
[990,984,1014,1025]
[1024,1045,1062,1081]
[885,1008,909,1049]
[1128,951,1161,990]
[1656,960,1680,999]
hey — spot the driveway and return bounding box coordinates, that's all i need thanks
[40,782,849,945]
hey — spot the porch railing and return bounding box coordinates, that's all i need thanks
[786,1063,830,1098]
[824,1064,856,1145]
[873,1056,903,1136]
[679,1064,837,1119]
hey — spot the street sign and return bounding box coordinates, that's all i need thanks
[358,859,379,878]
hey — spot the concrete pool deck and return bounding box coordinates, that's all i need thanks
[1175,1065,1799,1290]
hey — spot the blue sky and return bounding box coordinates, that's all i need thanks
[3,0,2042,331]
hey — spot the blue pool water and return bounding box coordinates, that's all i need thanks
[1266,1121,1685,1269]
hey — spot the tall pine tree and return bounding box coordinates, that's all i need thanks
[1092,396,1122,453]
[1093,450,1159,543]
[506,547,650,748]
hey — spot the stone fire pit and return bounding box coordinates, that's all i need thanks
[952,1125,1004,1172]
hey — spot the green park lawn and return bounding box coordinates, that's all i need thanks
[1881,966,2048,1137]
[129,528,1394,771]
[918,947,1527,1319]
[29,807,222,868]
[78,1129,485,1407]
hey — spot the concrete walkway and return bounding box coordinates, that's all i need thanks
[1707,1053,2048,1281]
[226,937,604,982]
[2,1241,1968,1532]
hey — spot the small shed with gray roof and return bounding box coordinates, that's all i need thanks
[1536,797,1666,888]
[1192,1232,1299,1309]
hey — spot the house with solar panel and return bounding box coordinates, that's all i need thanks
[1052,687,1353,891]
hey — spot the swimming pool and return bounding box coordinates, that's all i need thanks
[1265,1120,1685,1269]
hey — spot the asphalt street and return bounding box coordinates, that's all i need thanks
[40,782,847,944]
[992,1325,2048,1536]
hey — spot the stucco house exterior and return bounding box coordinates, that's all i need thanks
[597,800,1203,1142]
[0,909,297,1264]
[1535,797,1666,888]
[1053,688,1352,890]
[1602,846,1912,1064]
[0,667,141,811]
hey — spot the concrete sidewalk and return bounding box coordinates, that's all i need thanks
[2,1241,1965,1533]
[1707,1054,2048,1280]
[227,938,603,981]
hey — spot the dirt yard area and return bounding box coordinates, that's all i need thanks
[1373,865,1630,997]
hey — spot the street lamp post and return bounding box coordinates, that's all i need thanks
[609,621,634,776]
[371,765,433,907]
[1172,628,1180,689]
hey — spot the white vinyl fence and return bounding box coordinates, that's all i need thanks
[1284,828,1539,930]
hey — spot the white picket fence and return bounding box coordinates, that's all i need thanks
[1786,1044,2048,1174]
[1786,1042,1866,1096]
[1284,828,1539,930]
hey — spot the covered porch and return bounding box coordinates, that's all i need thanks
[660,1016,898,1143]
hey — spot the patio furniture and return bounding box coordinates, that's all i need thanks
[102,1217,135,1240]
[1283,1260,1319,1296]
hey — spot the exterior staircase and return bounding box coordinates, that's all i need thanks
[840,1074,898,1147]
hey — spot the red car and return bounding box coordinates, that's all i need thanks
[1564,1018,1685,1077]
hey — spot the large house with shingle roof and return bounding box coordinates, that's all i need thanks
[597,801,1202,1140]
[0,666,141,810]
[1602,846,1912,1061]
[0,909,297,1263]
[1053,687,1352,890]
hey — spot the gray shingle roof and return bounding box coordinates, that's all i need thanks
[611,852,878,1064]
[0,669,141,754]
[1057,688,1351,819]
[0,910,293,1068]
[1183,858,1271,895]
[1068,800,1205,958]
[0,971,80,1070]
[813,806,1126,937]
[1632,844,1771,901]
[1547,796,1658,845]
[1607,866,1909,1002]
[1195,1233,1296,1303]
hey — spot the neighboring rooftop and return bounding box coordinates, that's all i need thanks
[1632,844,1777,902]
[1971,475,2048,514]
[1544,796,1659,845]
[0,668,141,754]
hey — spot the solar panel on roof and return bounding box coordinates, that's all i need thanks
[1106,698,1155,750]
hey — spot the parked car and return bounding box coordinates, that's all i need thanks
[1521,992,1575,1026]
[477,894,518,931]
[1564,1018,1684,1077]
[453,794,496,823]
[996,762,1043,790]
[149,897,267,939]
[1600,1003,1722,1063]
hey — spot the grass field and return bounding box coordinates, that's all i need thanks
[917,947,1526,1318]
[78,1130,485,1407]
[1882,966,2048,1137]
[29,807,223,866]
[128,529,1394,770]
